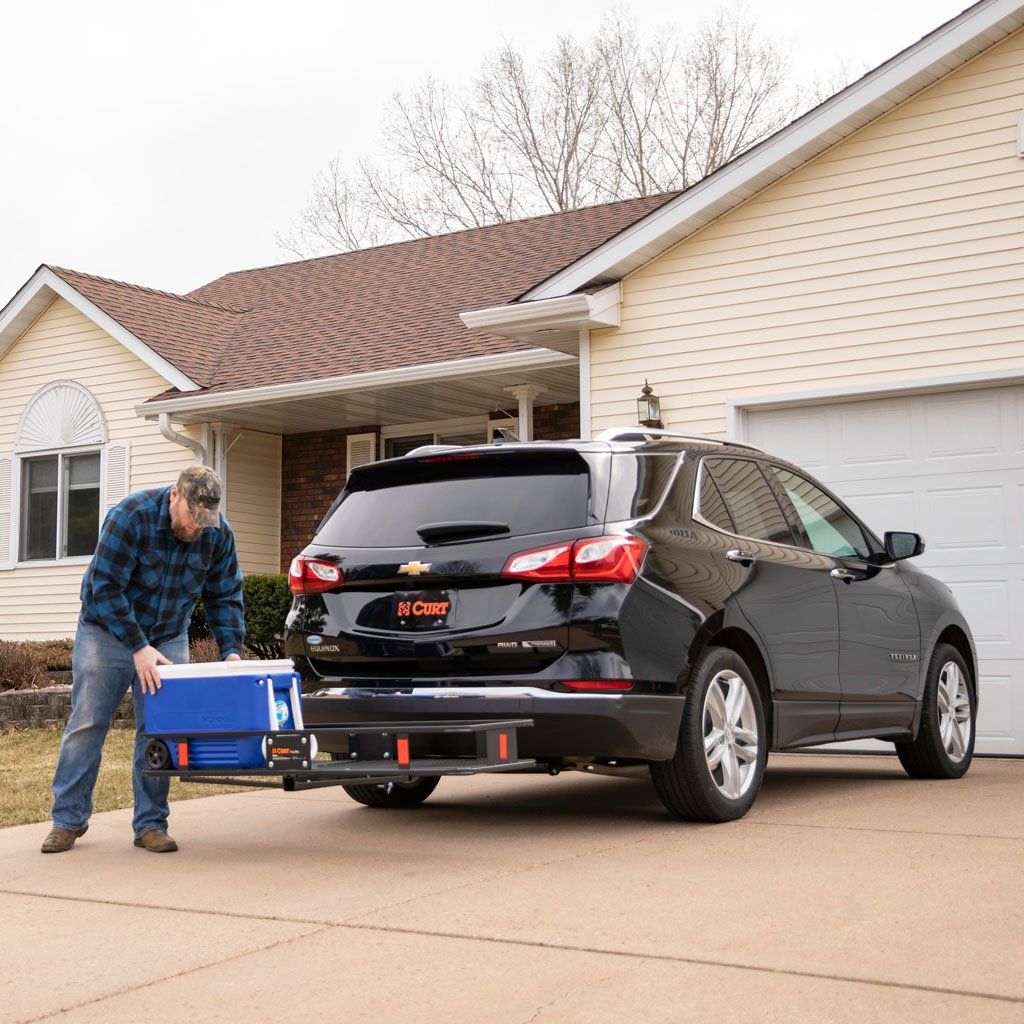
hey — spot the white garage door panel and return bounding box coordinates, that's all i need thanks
[747,383,1024,755]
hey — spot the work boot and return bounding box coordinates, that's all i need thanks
[41,824,88,854]
[133,829,178,853]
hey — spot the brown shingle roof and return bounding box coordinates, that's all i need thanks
[51,191,681,397]
[49,267,246,386]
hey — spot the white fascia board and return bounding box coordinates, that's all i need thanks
[460,284,621,334]
[0,267,200,393]
[523,0,1024,301]
[135,347,578,419]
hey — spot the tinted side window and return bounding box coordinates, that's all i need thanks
[768,466,870,560]
[697,466,734,531]
[704,458,793,544]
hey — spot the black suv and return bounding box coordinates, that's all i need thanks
[284,428,977,822]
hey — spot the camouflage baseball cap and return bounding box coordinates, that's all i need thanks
[175,466,222,528]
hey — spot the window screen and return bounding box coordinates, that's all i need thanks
[704,459,792,544]
[768,466,870,560]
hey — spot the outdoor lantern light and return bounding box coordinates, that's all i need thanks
[637,380,663,429]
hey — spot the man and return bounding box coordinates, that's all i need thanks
[42,466,244,854]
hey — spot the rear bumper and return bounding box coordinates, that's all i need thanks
[302,686,684,761]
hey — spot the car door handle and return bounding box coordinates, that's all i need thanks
[726,549,757,566]
[830,568,858,582]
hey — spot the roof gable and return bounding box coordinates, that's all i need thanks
[0,266,204,393]
[522,0,1024,301]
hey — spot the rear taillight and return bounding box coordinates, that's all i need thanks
[501,536,647,584]
[561,680,634,692]
[501,543,572,581]
[571,536,648,582]
[288,556,342,595]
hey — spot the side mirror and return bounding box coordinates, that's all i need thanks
[884,531,925,562]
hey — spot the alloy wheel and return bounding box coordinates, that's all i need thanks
[937,661,972,763]
[702,670,759,799]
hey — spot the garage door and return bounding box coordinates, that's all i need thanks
[746,383,1024,756]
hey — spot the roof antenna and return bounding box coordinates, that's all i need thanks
[491,427,519,444]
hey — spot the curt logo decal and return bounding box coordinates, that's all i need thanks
[397,600,450,617]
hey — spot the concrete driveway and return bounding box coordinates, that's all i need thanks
[1,752,1021,1024]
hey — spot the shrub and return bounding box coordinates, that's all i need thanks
[189,573,292,659]
[0,641,48,693]
[23,639,75,672]
[188,635,222,665]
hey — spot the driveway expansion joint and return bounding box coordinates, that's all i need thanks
[14,923,331,1024]
[335,921,1024,1007]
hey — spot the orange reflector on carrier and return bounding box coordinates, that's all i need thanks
[396,737,410,766]
[499,733,508,760]
[177,742,189,768]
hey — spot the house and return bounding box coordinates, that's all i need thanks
[0,194,673,639]
[1,0,1021,753]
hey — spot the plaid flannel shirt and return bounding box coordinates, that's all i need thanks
[79,487,244,655]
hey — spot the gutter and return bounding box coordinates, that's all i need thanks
[459,285,620,353]
[136,347,578,418]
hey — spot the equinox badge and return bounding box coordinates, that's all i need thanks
[398,560,431,576]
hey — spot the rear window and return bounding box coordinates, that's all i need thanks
[317,451,592,547]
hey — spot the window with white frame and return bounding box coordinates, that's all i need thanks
[20,451,102,560]
[1,381,129,567]
[382,416,519,460]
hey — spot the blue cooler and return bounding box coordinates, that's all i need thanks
[145,659,304,769]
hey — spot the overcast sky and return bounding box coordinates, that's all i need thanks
[0,0,970,302]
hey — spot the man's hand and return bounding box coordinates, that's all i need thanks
[224,653,242,662]
[134,645,172,695]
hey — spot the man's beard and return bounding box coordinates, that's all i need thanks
[172,523,203,543]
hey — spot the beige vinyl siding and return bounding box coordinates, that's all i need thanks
[0,297,201,640]
[226,429,281,574]
[590,28,1024,436]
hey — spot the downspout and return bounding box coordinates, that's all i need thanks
[159,413,209,465]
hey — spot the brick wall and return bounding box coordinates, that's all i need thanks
[278,403,580,570]
[531,400,580,441]
[280,425,381,570]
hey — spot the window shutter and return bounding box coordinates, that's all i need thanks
[103,442,131,515]
[345,432,377,478]
[0,456,14,569]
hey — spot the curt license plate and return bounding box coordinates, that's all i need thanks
[391,590,453,630]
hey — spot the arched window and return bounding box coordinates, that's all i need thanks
[8,382,114,563]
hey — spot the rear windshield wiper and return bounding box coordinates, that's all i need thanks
[416,521,510,543]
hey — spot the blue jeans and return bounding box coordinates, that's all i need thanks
[51,619,189,838]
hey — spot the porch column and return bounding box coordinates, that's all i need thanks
[504,384,545,442]
[209,422,238,513]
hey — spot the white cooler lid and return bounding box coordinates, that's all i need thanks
[156,658,295,679]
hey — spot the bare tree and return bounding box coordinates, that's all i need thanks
[279,5,799,257]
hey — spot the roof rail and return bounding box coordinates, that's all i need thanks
[594,426,763,452]
[404,444,464,457]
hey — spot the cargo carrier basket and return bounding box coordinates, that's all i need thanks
[142,718,534,791]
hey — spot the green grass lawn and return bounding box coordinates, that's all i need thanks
[0,728,240,828]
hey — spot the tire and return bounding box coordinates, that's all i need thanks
[342,776,440,808]
[144,740,171,771]
[651,646,767,822]
[895,643,975,780]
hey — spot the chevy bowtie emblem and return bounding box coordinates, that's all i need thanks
[398,560,431,576]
